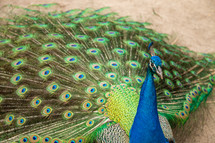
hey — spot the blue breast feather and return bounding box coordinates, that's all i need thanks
[130,66,168,143]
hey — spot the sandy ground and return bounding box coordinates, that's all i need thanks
[0,0,214,142]
[1,0,215,53]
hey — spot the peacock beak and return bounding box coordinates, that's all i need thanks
[159,72,163,80]
[156,66,163,80]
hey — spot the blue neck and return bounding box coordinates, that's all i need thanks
[130,66,167,143]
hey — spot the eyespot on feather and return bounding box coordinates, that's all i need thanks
[31,97,42,108]
[42,43,57,50]
[105,92,111,98]
[96,97,106,105]
[108,61,120,69]
[124,40,139,48]
[106,72,117,80]
[165,79,174,89]
[42,136,52,143]
[16,116,26,126]
[29,134,41,143]
[153,74,160,83]
[163,89,172,97]
[16,85,28,97]
[11,59,25,69]
[129,87,136,92]
[139,51,151,59]
[86,119,94,127]
[48,33,63,39]
[5,114,15,125]
[175,112,180,118]
[20,136,30,143]
[62,23,76,28]
[75,34,89,41]
[59,91,72,102]
[161,105,169,110]
[184,103,190,112]
[164,70,173,78]
[99,81,110,89]
[81,100,92,110]
[86,86,97,94]
[186,95,193,104]
[73,72,86,81]
[98,21,110,26]
[86,48,101,55]
[12,45,28,53]
[11,73,23,85]
[173,70,182,78]
[93,37,109,44]
[84,26,99,31]
[208,83,213,88]
[121,77,132,84]
[135,76,144,84]
[209,75,215,85]
[51,138,63,143]
[39,67,52,80]
[113,48,127,56]
[110,85,116,89]
[68,138,76,143]
[64,56,78,64]
[62,110,73,120]
[18,34,34,41]
[89,63,102,70]
[126,61,140,68]
[46,82,60,93]
[75,137,85,143]
[202,87,208,94]
[0,39,11,45]
[176,80,183,88]
[193,89,199,96]
[98,107,105,114]
[38,55,52,63]
[41,106,53,116]
[179,111,188,119]
[190,91,196,99]
[196,84,202,91]
[66,43,82,50]
[104,31,120,37]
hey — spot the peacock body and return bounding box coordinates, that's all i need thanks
[0,4,215,143]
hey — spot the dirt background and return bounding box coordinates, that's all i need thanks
[0,0,214,143]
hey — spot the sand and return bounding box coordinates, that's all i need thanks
[0,0,214,142]
[1,0,215,53]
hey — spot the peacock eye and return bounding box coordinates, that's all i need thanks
[150,61,155,67]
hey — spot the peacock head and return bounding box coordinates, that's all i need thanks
[148,42,163,79]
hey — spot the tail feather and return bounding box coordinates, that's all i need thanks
[0,3,214,143]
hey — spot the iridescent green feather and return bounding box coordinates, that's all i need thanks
[0,4,214,143]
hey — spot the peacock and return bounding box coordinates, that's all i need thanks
[0,3,215,143]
